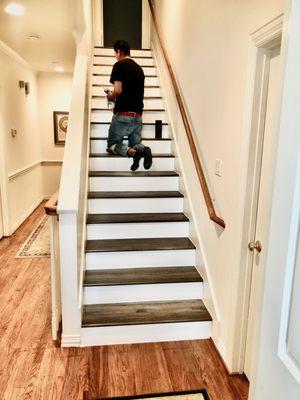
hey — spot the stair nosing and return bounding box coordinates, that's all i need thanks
[91,108,165,112]
[90,121,168,126]
[83,266,202,287]
[86,212,188,224]
[82,299,212,328]
[85,237,196,253]
[93,73,157,78]
[90,137,170,141]
[89,153,174,158]
[88,190,184,199]
[89,171,178,177]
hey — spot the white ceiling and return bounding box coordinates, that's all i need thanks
[0,0,76,72]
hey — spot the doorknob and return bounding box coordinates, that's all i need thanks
[248,240,262,253]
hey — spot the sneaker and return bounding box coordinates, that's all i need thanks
[143,147,152,170]
[130,148,143,171]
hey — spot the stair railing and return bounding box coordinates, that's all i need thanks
[148,0,225,228]
[44,191,61,341]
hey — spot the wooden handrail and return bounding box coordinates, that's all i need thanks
[148,0,225,228]
[44,191,59,216]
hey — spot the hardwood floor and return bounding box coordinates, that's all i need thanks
[0,203,249,400]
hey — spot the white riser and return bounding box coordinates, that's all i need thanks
[86,221,189,240]
[91,123,171,139]
[90,139,171,153]
[92,98,165,110]
[92,86,161,97]
[89,176,178,192]
[93,56,155,66]
[83,282,203,305]
[92,75,159,86]
[94,48,152,57]
[93,65,157,76]
[81,321,211,346]
[89,157,174,172]
[88,197,183,214]
[91,110,168,124]
[85,249,195,270]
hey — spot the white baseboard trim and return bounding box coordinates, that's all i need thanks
[9,196,44,235]
[61,334,81,347]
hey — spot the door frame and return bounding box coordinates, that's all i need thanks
[232,14,284,373]
[0,85,9,237]
[92,0,151,49]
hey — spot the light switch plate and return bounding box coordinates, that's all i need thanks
[215,159,222,177]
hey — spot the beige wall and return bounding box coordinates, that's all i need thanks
[0,46,43,233]
[152,0,284,370]
[38,72,73,196]
[0,46,73,234]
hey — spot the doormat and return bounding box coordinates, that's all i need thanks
[16,216,50,258]
[85,390,210,400]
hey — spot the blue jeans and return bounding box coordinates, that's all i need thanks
[107,114,145,157]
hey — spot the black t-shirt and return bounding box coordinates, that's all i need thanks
[110,58,145,114]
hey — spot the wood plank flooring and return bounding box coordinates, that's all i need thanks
[0,203,249,400]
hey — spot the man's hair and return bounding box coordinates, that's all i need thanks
[113,40,131,56]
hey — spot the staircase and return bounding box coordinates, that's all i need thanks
[80,47,212,346]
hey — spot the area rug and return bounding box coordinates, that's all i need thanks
[86,390,210,400]
[16,216,50,258]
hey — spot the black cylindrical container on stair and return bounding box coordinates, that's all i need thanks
[155,120,162,139]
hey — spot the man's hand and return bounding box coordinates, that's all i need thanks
[107,81,122,101]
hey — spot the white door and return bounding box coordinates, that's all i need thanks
[244,46,281,380]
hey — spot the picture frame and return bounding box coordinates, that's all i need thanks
[53,111,69,145]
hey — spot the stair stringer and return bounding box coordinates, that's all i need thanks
[151,43,223,352]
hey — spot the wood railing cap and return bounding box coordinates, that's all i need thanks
[44,191,59,216]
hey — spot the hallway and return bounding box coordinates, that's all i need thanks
[0,204,248,400]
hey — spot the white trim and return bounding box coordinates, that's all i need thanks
[61,334,81,347]
[278,153,300,384]
[92,0,103,46]
[235,14,284,373]
[0,39,36,73]
[8,161,41,181]
[9,196,44,235]
[41,160,63,166]
[142,0,151,49]
[8,160,63,181]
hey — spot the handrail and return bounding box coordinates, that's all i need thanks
[148,0,225,228]
[45,191,59,216]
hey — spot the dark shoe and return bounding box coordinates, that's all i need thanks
[143,147,152,170]
[130,148,143,171]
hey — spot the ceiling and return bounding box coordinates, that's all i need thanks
[0,0,76,73]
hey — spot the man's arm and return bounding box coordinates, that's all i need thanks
[107,81,122,101]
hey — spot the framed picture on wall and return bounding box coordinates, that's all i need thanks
[53,111,69,145]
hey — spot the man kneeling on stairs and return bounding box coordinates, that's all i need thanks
[106,40,152,171]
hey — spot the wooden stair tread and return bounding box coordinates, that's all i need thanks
[89,153,174,158]
[82,299,212,327]
[84,266,202,286]
[88,191,183,199]
[91,121,168,125]
[86,212,188,224]
[85,237,195,253]
[90,137,171,141]
[92,84,160,88]
[91,108,165,112]
[93,74,157,78]
[89,171,178,177]
[92,96,162,99]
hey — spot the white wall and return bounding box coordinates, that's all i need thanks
[38,72,73,197]
[152,0,284,371]
[0,43,73,234]
[0,43,43,234]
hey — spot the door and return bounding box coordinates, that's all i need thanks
[103,0,142,49]
[244,45,281,380]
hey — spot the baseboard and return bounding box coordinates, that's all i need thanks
[9,196,44,235]
[61,334,81,347]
